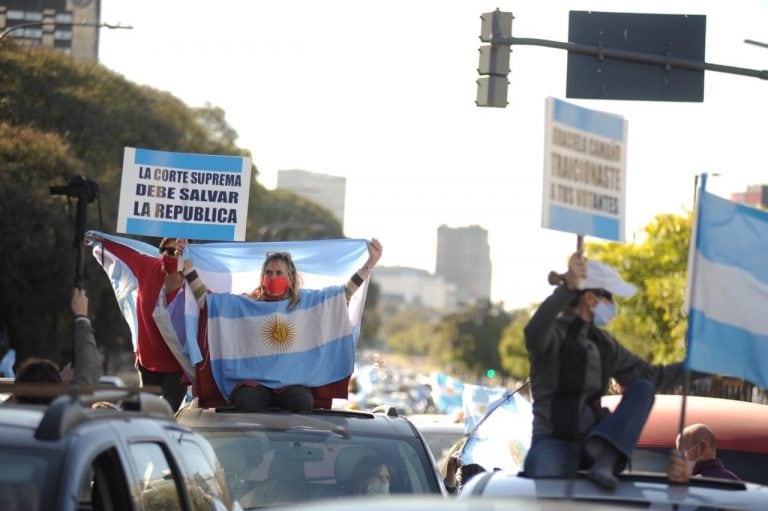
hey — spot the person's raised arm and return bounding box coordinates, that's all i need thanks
[345,238,382,300]
[71,288,104,385]
[524,251,584,355]
[179,239,208,308]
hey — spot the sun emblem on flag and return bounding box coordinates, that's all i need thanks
[262,314,295,352]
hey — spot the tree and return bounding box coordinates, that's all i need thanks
[588,212,692,362]
[381,308,444,356]
[435,300,515,377]
[0,41,353,368]
[498,306,534,379]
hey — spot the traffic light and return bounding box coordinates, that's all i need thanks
[476,10,513,108]
[486,368,497,378]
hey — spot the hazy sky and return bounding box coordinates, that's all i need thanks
[98,1,768,310]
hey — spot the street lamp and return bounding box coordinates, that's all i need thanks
[0,21,132,41]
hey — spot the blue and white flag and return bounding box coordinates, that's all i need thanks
[183,239,370,395]
[430,371,464,414]
[462,383,508,433]
[461,387,532,472]
[90,233,154,353]
[686,182,768,388]
[89,232,202,376]
[207,287,355,395]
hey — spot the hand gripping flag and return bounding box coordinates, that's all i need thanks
[685,179,768,388]
[183,239,370,399]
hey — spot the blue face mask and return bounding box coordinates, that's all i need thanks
[592,301,617,326]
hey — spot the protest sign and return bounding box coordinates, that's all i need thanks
[542,98,628,242]
[117,147,252,241]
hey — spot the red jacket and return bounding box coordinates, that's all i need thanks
[103,239,182,373]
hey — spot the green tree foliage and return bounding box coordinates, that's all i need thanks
[498,306,534,379]
[434,300,515,377]
[0,42,350,368]
[588,212,692,363]
[381,308,444,356]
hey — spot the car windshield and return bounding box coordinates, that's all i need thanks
[0,446,61,510]
[199,427,438,509]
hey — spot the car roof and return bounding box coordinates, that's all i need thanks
[176,406,422,437]
[459,470,768,510]
[602,394,768,453]
[274,494,635,511]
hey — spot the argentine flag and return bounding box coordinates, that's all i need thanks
[461,387,532,472]
[184,239,370,396]
[89,232,201,382]
[686,180,768,388]
[207,286,355,396]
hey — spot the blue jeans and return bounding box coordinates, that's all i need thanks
[523,379,655,477]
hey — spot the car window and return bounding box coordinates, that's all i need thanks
[178,437,233,511]
[0,447,59,510]
[77,449,132,511]
[202,428,438,508]
[630,446,768,486]
[128,442,184,511]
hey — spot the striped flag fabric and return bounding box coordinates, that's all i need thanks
[206,287,356,396]
[460,387,532,472]
[181,239,370,396]
[89,232,202,381]
[685,181,768,388]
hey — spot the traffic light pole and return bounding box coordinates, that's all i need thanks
[476,10,768,108]
[498,35,768,81]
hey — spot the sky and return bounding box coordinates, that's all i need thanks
[98,1,768,310]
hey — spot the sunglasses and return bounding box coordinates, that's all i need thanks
[161,247,178,256]
[591,289,613,301]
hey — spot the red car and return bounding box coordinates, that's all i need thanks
[602,394,768,485]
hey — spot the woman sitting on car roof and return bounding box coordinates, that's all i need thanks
[182,238,382,412]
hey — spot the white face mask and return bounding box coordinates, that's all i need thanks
[592,301,617,326]
[363,481,390,495]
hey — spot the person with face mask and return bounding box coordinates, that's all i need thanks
[183,239,383,412]
[349,455,391,496]
[668,423,740,482]
[85,233,188,411]
[522,251,695,489]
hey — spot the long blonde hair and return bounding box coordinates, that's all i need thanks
[249,252,302,309]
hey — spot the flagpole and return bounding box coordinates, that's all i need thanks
[678,173,708,449]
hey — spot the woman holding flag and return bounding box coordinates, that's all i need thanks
[181,238,382,412]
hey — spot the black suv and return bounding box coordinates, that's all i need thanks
[0,387,240,511]
[176,405,446,509]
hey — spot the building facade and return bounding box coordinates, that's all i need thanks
[373,266,458,312]
[277,169,347,228]
[435,224,492,303]
[0,0,101,63]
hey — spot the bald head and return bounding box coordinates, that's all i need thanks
[676,423,717,461]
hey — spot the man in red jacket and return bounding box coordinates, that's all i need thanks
[91,234,187,411]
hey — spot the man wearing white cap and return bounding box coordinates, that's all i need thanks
[523,251,691,489]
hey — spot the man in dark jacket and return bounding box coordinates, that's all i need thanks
[523,251,690,489]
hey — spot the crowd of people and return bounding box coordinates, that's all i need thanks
[5,237,744,491]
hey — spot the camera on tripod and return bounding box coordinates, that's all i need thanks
[49,175,100,202]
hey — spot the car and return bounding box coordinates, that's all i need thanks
[176,404,446,509]
[275,494,632,511]
[602,394,768,485]
[459,470,768,510]
[0,386,240,511]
